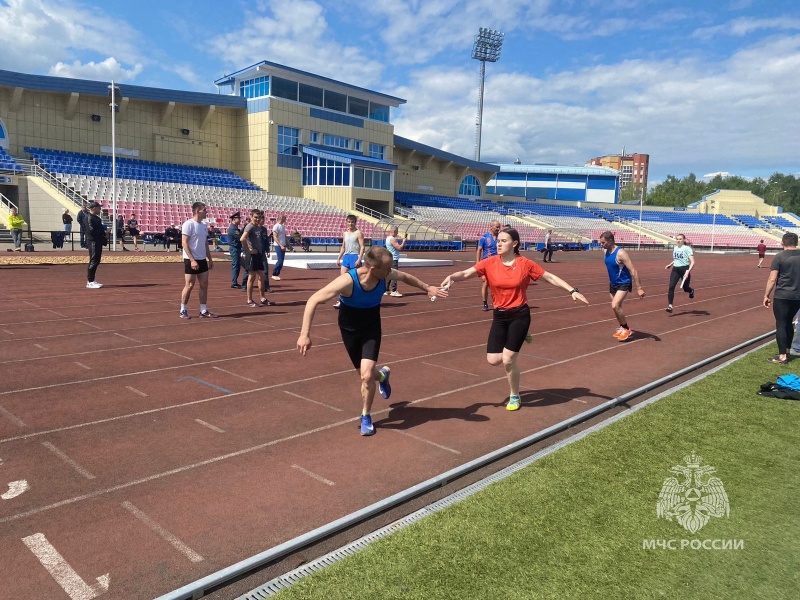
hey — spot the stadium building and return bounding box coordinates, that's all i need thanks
[485,164,620,203]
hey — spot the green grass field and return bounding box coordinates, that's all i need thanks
[275,345,799,600]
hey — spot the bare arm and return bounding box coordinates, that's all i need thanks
[388,270,448,299]
[441,266,480,289]
[687,254,695,272]
[356,230,365,267]
[476,243,482,264]
[297,274,354,355]
[618,249,645,298]
[390,237,404,250]
[764,270,779,308]
[540,271,589,304]
[336,234,346,264]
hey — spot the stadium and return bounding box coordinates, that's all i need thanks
[0,59,796,600]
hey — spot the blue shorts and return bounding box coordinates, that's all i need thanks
[342,254,359,269]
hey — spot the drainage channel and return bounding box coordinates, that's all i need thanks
[157,332,774,600]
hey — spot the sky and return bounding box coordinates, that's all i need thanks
[1,0,798,185]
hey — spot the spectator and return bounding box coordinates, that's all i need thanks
[543,229,554,263]
[384,226,407,297]
[334,215,365,308]
[271,214,288,281]
[77,205,89,248]
[165,224,181,252]
[85,202,106,288]
[115,214,128,251]
[7,207,26,251]
[228,212,243,288]
[127,214,141,251]
[62,209,73,240]
[763,231,800,364]
[757,239,767,268]
[179,202,217,320]
[240,209,270,307]
[257,214,272,294]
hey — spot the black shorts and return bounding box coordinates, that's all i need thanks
[338,304,382,369]
[609,283,632,294]
[128,228,140,237]
[184,258,209,274]
[487,304,531,354]
[244,253,264,272]
[758,253,765,259]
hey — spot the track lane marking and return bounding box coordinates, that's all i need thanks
[42,442,96,479]
[122,501,204,563]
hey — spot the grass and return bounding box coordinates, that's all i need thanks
[274,345,799,600]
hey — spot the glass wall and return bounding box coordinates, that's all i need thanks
[459,174,481,197]
[278,126,299,155]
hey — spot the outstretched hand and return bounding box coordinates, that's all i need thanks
[297,335,312,356]
[571,292,589,305]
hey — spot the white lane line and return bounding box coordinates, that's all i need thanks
[74,362,91,370]
[291,464,335,486]
[194,419,225,433]
[21,533,110,600]
[77,321,102,330]
[48,310,68,318]
[212,366,258,383]
[0,404,26,427]
[283,390,343,412]
[1,329,13,335]
[42,442,95,479]
[114,332,141,343]
[158,347,192,360]
[34,343,49,351]
[22,300,39,308]
[125,386,148,397]
[422,362,479,377]
[388,429,461,454]
[122,501,204,563]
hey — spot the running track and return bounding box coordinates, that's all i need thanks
[0,251,774,599]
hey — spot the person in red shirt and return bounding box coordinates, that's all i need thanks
[757,239,767,268]
[441,228,588,411]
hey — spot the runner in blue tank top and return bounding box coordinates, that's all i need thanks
[599,231,645,342]
[297,246,449,436]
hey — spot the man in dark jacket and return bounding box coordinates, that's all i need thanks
[227,212,243,288]
[86,202,106,289]
[76,205,90,248]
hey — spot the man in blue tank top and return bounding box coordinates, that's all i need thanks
[297,247,448,436]
[599,231,645,342]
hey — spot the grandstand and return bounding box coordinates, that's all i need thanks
[0,147,23,173]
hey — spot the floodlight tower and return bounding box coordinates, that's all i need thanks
[472,27,504,161]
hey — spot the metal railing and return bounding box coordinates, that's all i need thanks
[28,162,88,208]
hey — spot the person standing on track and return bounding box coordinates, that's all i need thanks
[664,233,695,313]
[85,202,106,289]
[543,229,554,263]
[334,215,365,308]
[240,209,271,307]
[757,239,767,268]
[477,219,501,311]
[297,246,448,436]
[441,228,588,411]
[271,214,288,281]
[763,231,800,365]
[179,201,217,320]
[598,231,645,341]
[228,212,244,288]
[384,225,407,297]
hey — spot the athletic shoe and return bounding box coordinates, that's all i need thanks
[767,355,788,365]
[272,275,281,281]
[231,284,241,289]
[258,298,276,306]
[507,395,521,411]
[179,310,191,320]
[613,326,625,337]
[333,300,341,309]
[383,291,391,296]
[198,310,219,318]
[525,334,533,344]
[689,288,695,299]
[390,291,403,297]
[665,305,673,313]
[360,414,375,436]
[483,302,489,312]
[616,328,633,342]
[86,281,103,289]
[378,366,392,399]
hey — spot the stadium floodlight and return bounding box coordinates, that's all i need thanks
[108,82,120,250]
[472,27,504,161]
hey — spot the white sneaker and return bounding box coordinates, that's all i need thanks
[390,291,403,297]
[271,275,281,281]
[86,281,103,289]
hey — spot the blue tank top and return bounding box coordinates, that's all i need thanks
[339,269,386,308]
[604,247,632,286]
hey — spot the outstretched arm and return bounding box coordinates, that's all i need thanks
[540,271,589,304]
[441,266,479,289]
[389,270,448,299]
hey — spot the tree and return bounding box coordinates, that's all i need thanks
[645,172,800,210]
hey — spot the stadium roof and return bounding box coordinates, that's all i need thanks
[394,135,500,173]
[0,69,246,108]
[493,163,619,176]
[214,61,406,107]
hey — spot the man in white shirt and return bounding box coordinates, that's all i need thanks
[384,226,407,297]
[271,214,288,281]
[180,202,217,319]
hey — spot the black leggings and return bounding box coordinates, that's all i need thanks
[87,241,103,282]
[772,298,800,355]
[667,266,692,305]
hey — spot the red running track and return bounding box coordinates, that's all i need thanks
[0,251,774,599]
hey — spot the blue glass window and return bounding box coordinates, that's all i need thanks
[303,153,350,187]
[354,167,391,191]
[239,76,269,99]
[369,102,389,122]
[323,134,349,149]
[348,96,369,117]
[459,175,481,197]
[272,76,298,101]
[278,126,299,156]
[369,144,385,160]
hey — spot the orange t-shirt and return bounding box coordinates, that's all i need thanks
[474,255,545,309]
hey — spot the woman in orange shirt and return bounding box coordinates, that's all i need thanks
[442,228,588,411]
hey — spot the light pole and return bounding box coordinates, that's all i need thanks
[637,188,644,251]
[472,27,504,161]
[710,199,717,252]
[108,81,120,250]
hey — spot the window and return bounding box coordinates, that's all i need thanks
[299,83,324,107]
[354,167,391,191]
[369,144,385,160]
[324,90,347,112]
[239,76,269,99]
[348,96,369,117]
[352,140,362,152]
[323,134,349,149]
[271,76,298,101]
[459,175,481,197]
[278,126,299,156]
[369,102,389,122]
[303,153,350,187]
[309,131,320,144]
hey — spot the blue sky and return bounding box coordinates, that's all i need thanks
[1,0,798,184]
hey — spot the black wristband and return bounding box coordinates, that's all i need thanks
[569,288,579,295]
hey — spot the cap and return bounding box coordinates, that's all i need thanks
[230,212,241,219]
[87,201,102,209]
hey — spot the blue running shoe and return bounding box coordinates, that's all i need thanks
[378,366,391,399]
[360,414,375,436]
[179,309,191,320]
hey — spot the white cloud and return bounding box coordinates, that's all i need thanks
[49,57,143,81]
[694,17,800,39]
[0,0,144,80]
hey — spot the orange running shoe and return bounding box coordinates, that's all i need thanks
[613,327,625,338]
[616,328,633,342]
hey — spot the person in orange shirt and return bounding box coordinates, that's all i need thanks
[442,228,588,411]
